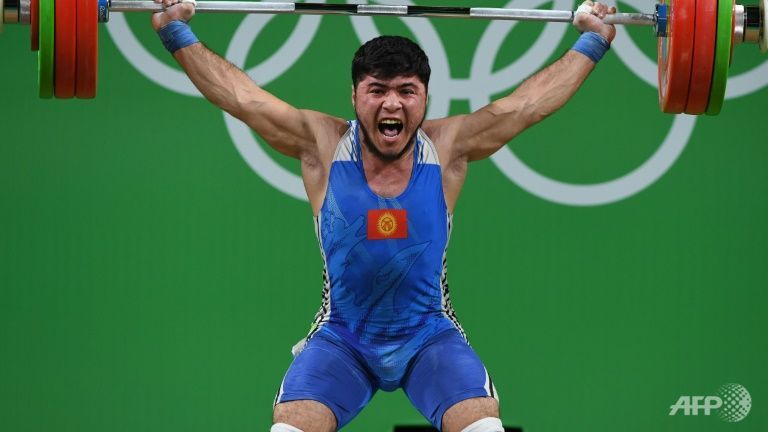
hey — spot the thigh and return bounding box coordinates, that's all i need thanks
[274,331,376,430]
[402,329,499,431]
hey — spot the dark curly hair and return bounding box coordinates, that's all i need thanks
[351,36,431,88]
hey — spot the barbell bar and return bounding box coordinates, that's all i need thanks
[1,0,767,114]
[107,1,658,27]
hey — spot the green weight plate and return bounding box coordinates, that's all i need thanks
[38,0,54,98]
[706,0,733,115]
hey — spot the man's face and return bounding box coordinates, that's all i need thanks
[352,74,428,161]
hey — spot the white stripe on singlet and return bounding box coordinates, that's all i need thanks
[306,214,331,341]
[439,212,467,341]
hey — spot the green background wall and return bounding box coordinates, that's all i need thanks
[1,1,766,431]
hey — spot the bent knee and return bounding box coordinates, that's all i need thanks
[442,397,500,432]
[459,417,504,432]
[273,400,336,432]
[271,423,304,432]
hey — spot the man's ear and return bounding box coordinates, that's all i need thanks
[351,84,356,109]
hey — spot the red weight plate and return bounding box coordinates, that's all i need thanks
[685,0,717,114]
[55,0,77,98]
[658,0,697,114]
[76,0,98,98]
[31,0,39,51]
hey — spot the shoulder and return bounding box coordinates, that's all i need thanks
[297,110,350,163]
[422,115,469,164]
[299,110,349,140]
[423,115,469,143]
[296,113,351,214]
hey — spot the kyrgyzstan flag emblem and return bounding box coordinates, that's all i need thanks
[367,209,408,240]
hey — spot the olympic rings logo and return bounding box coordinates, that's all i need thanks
[106,0,768,206]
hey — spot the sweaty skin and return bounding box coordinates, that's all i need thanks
[151,1,616,430]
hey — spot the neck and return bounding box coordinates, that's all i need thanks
[358,126,416,198]
[362,140,414,173]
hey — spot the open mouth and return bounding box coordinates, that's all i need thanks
[378,119,403,138]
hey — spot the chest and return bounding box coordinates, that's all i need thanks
[319,163,449,269]
[363,166,412,198]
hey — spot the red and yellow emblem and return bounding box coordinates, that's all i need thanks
[367,209,408,240]
[377,212,398,236]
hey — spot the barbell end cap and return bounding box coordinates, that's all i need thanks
[655,3,668,37]
[98,0,110,23]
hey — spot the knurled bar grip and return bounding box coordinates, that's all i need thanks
[107,1,658,26]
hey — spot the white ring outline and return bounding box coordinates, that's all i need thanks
[488,115,696,206]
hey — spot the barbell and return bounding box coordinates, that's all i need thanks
[1,0,767,114]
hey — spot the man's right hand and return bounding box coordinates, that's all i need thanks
[573,1,617,43]
[151,0,197,32]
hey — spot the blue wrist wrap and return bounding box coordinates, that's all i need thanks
[570,32,610,64]
[158,20,199,54]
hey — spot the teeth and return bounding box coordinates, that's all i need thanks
[380,119,402,125]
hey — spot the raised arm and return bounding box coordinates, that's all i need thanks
[150,0,345,160]
[430,1,617,163]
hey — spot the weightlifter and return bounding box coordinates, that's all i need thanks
[150,1,617,431]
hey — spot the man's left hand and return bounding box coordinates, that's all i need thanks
[151,0,197,32]
[573,1,617,42]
